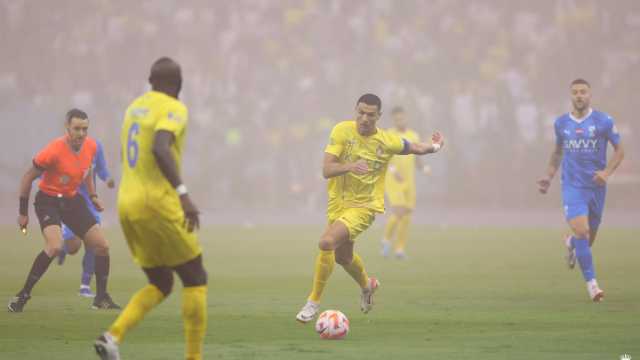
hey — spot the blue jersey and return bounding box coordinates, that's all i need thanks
[77,140,111,201]
[554,109,621,189]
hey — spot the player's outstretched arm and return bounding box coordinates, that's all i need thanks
[18,165,43,231]
[537,143,563,194]
[322,153,368,179]
[95,141,115,188]
[593,141,625,186]
[153,130,200,232]
[405,131,445,155]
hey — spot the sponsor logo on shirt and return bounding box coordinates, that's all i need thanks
[168,112,183,123]
[564,138,598,152]
[59,175,70,185]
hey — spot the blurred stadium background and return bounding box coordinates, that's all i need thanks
[2,2,639,359]
[1,0,638,225]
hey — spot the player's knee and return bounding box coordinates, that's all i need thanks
[574,226,590,240]
[89,238,110,256]
[92,245,109,256]
[175,256,208,287]
[145,267,174,296]
[46,245,64,258]
[318,235,337,251]
[66,244,80,255]
[151,275,174,296]
[335,254,353,266]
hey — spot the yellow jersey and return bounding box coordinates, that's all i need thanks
[386,128,420,188]
[325,120,406,213]
[118,91,189,219]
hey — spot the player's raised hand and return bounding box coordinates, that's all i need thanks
[349,159,369,175]
[180,194,200,232]
[17,215,28,234]
[537,177,551,194]
[593,170,609,186]
[431,131,444,150]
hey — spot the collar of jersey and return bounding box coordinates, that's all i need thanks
[569,108,593,124]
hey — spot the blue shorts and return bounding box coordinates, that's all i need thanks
[562,185,606,231]
[62,195,101,241]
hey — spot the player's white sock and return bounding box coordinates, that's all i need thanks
[586,279,604,302]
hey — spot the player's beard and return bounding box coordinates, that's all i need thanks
[573,99,589,113]
[67,134,85,151]
[357,122,376,136]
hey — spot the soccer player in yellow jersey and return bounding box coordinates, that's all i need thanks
[382,106,431,259]
[296,94,445,323]
[94,58,207,360]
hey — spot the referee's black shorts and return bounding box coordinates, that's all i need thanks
[34,191,97,238]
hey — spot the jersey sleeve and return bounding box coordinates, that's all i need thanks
[94,141,111,181]
[604,115,621,145]
[324,124,346,157]
[154,102,188,137]
[388,132,407,155]
[33,141,57,170]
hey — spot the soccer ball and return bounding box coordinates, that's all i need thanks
[315,310,349,340]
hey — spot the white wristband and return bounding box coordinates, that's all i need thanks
[432,143,441,152]
[176,184,188,196]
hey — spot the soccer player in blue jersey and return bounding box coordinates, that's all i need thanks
[538,79,625,302]
[57,139,115,298]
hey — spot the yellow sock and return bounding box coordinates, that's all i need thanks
[384,214,399,241]
[395,215,410,253]
[308,250,335,303]
[183,285,207,360]
[109,284,165,342]
[341,253,369,289]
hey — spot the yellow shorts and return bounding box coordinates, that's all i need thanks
[118,194,202,268]
[328,207,376,241]
[386,184,416,209]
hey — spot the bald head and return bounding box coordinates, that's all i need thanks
[149,57,182,98]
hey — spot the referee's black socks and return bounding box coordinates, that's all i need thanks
[95,255,110,297]
[19,250,54,296]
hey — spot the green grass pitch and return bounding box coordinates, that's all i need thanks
[1,224,638,359]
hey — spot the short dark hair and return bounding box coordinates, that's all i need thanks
[65,108,88,123]
[391,106,405,115]
[356,93,382,111]
[571,78,590,88]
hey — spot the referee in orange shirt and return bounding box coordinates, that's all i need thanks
[8,109,120,312]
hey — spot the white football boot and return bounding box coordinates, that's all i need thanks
[395,251,408,260]
[564,235,576,269]
[360,277,380,314]
[587,279,604,302]
[296,300,319,323]
[94,332,121,360]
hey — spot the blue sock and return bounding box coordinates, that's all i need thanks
[571,237,596,282]
[81,249,95,287]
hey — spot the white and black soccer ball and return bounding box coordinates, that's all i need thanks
[315,310,349,340]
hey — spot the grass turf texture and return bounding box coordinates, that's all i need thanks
[0,225,638,359]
